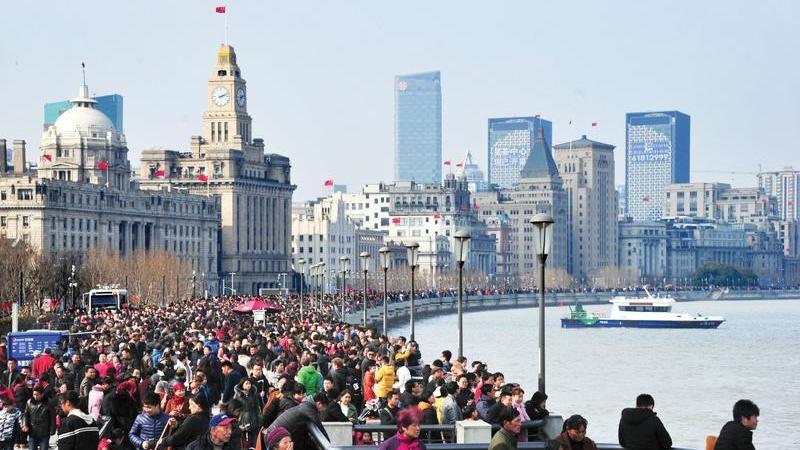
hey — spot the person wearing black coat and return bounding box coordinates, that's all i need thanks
[713,399,759,450]
[22,387,55,450]
[220,362,242,404]
[158,396,210,450]
[618,394,672,450]
[265,394,329,450]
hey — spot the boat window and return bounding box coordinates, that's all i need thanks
[620,306,670,312]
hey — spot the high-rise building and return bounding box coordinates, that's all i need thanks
[455,150,488,193]
[44,94,123,131]
[394,71,441,184]
[487,117,552,189]
[758,167,800,221]
[625,111,690,221]
[139,44,295,294]
[473,128,568,284]
[553,135,618,282]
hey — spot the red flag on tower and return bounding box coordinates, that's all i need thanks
[456,162,464,168]
[591,122,598,127]
[443,160,451,166]
[215,6,226,13]
[97,160,109,170]
[324,179,334,187]
[391,217,401,224]
[197,174,209,183]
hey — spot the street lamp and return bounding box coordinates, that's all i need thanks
[68,264,78,310]
[339,256,350,320]
[360,251,370,327]
[230,272,237,296]
[319,263,326,311]
[405,241,420,341]
[297,259,306,322]
[192,270,197,299]
[379,246,391,336]
[530,213,554,394]
[453,230,471,359]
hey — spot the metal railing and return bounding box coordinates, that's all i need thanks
[308,423,699,450]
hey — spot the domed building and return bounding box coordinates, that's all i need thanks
[0,79,221,288]
[39,83,131,191]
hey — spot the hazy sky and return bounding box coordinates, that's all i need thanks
[1,1,798,201]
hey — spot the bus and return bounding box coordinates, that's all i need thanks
[82,288,128,311]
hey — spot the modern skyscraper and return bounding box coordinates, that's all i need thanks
[553,135,617,282]
[394,71,441,184]
[625,111,690,221]
[758,167,800,221]
[44,94,123,131]
[487,117,552,189]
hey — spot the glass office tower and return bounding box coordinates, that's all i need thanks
[487,117,552,189]
[625,111,690,221]
[394,71,441,183]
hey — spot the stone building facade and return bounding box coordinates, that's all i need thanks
[139,44,295,294]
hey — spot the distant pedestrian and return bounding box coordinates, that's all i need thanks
[713,399,759,450]
[618,393,672,450]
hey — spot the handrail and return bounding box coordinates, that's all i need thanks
[309,422,699,450]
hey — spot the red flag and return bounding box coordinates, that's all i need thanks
[642,195,651,202]
[324,179,334,187]
[443,160,451,166]
[42,154,52,162]
[472,203,479,211]
[198,174,209,183]
[215,6,226,13]
[155,169,166,178]
[97,160,109,170]
[433,213,441,219]
[591,122,598,127]
[534,114,541,118]
[456,162,464,168]
[391,217,401,224]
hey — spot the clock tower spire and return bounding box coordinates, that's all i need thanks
[202,44,253,153]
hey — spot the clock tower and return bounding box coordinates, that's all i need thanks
[202,44,253,152]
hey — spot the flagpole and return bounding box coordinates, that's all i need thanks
[224,7,229,45]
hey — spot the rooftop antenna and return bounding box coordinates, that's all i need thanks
[81,62,86,86]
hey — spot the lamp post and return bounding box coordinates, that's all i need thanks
[192,270,197,299]
[339,256,350,321]
[453,230,471,359]
[317,263,325,311]
[311,264,318,310]
[360,252,370,327]
[379,246,391,336]
[297,259,306,321]
[530,213,554,394]
[230,272,237,296]
[68,264,77,310]
[405,241,420,341]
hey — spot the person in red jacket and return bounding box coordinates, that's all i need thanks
[31,349,55,379]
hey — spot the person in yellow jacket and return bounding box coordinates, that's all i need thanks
[374,356,396,400]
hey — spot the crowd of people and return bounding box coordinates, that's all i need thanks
[0,292,760,450]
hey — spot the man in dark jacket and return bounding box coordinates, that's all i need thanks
[265,392,329,450]
[128,393,168,450]
[56,391,99,450]
[186,414,236,450]
[618,393,672,450]
[714,399,759,450]
[220,361,242,404]
[22,386,55,450]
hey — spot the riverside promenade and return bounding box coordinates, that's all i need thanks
[342,288,800,327]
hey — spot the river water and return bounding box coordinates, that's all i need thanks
[389,299,800,449]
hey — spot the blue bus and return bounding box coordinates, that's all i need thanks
[82,288,128,311]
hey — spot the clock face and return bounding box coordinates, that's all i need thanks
[212,87,229,106]
[236,87,246,107]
